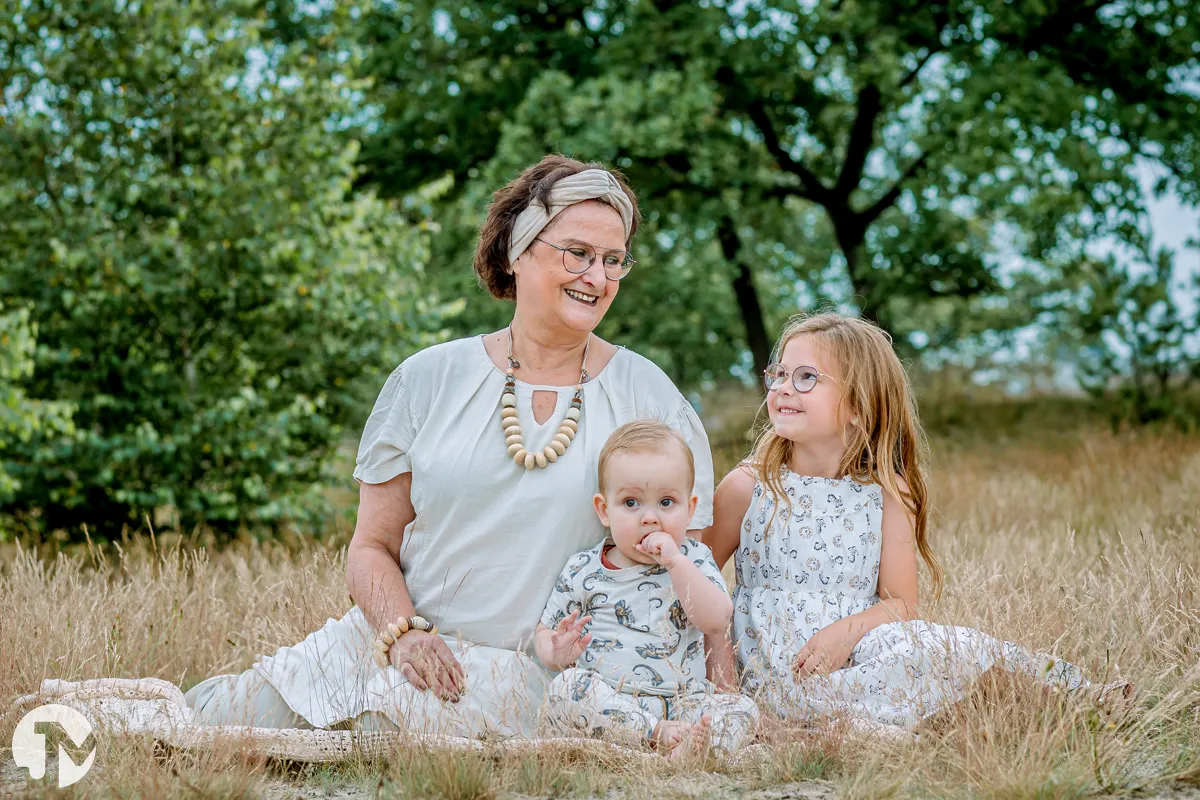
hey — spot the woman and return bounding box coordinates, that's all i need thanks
[186,155,715,738]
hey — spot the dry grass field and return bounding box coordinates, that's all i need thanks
[2,400,1199,799]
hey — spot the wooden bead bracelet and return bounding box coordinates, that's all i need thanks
[371,614,438,668]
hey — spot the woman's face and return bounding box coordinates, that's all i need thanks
[511,200,625,336]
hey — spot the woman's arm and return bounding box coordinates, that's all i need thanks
[346,474,418,630]
[346,474,466,700]
[793,481,920,676]
[700,466,755,569]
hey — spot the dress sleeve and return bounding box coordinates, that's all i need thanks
[676,398,715,530]
[353,363,417,484]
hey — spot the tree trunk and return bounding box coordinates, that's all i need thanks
[832,215,886,329]
[718,218,772,376]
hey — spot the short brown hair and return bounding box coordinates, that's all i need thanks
[473,154,641,301]
[597,420,695,496]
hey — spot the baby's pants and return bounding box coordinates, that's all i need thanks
[544,668,758,756]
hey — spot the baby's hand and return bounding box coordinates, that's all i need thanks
[548,610,593,669]
[635,532,682,567]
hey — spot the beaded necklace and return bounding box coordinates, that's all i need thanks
[501,326,589,470]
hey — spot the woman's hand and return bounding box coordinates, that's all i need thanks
[389,630,467,702]
[793,623,856,678]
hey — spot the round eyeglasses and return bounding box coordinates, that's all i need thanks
[535,238,635,281]
[763,363,839,393]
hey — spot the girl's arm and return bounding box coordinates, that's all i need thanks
[793,480,920,676]
[701,466,756,569]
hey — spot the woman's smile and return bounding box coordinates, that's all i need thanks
[564,288,599,306]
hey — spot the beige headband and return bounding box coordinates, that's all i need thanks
[507,169,634,265]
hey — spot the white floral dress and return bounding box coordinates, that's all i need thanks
[732,470,1092,729]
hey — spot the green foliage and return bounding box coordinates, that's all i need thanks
[1054,247,1200,428]
[0,0,442,538]
[0,303,74,509]
[353,0,1200,381]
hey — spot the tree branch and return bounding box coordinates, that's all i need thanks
[858,149,931,226]
[898,48,939,91]
[833,84,882,200]
[745,99,830,204]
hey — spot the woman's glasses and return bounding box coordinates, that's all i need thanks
[535,238,635,281]
[763,363,838,393]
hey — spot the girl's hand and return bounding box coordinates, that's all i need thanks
[548,610,593,669]
[635,532,682,567]
[793,625,855,678]
[389,630,467,702]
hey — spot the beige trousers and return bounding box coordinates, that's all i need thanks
[185,670,400,732]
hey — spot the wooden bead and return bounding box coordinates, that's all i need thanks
[535,452,547,468]
[543,446,558,463]
[504,424,522,437]
[501,407,518,420]
[410,615,429,631]
[380,630,395,646]
[373,651,389,668]
[549,440,566,456]
[507,442,524,457]
[565,407,581,421]
[506,433,523,446]
[558,425,576,440]
[553,433,571,448]
[373,639,390,653]
[524,452,536,470]
[501,393,516,408]
[396,617,410,634]
[388,623,403,639]
[561,419,578,433]
[513,448,528,465]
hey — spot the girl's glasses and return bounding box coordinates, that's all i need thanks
[763,363,838,393]
[535,238,635,281]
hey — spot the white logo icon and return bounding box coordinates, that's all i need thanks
[11,704,96,787]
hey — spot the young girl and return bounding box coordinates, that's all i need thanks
[704,313,1124,730]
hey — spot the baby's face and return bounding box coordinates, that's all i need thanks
[593,447,697,565]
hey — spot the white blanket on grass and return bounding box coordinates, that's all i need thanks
[7,678,663,764]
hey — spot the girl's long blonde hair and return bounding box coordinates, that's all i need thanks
[749,312,943,597]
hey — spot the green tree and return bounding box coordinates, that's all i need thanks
[0,303,74,520]
[0,0,441,537]
[1053,246,1199,427]
[354,0,1199,381]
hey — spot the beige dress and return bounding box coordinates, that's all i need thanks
[187,336,714,737]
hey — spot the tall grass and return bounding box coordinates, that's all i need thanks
[2,399,1198,798]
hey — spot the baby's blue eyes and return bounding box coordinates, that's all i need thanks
[621,498,677,508]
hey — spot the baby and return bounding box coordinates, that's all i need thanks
[536,420,758,758]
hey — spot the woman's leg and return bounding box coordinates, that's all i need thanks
[185,671,313,729]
